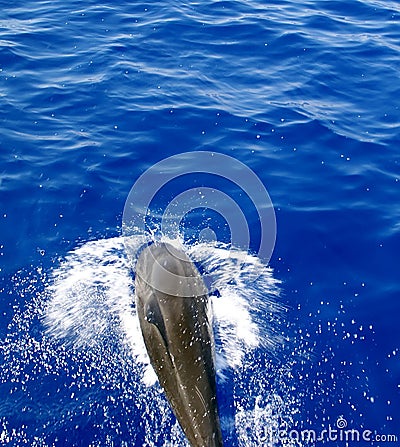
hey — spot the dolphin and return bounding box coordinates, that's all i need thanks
[135,242,223,447]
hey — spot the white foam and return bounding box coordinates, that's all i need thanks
[0,235,301,446]
[43,236,284,383]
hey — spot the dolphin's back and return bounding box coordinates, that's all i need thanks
[135,243,223,446]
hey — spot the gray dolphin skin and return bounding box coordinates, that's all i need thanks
[135,242,223,447]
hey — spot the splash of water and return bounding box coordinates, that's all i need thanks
[0,236,302,446]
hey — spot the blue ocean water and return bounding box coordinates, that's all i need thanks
[1,0,399,445]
